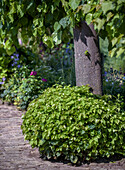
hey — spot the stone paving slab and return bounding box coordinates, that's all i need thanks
[0,100,125,170]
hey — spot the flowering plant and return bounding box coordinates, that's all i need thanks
[0,62,60,109]
[42,78,47,82]
[30,71,37,76]
[103,68,125,98]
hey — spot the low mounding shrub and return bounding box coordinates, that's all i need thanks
[21,85,125,163]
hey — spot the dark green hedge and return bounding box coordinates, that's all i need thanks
[21,85,125,163]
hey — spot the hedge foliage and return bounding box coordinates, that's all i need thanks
[21,85,125,163]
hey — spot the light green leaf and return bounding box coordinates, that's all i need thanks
[118,0,125,4]
[6,46,16,55]
[59,17,70,29]
[39,18,43,27]
[54,22,61,32]
[81,130,85,135]
[96,18,105,31]
[37,5,42,12]
[112,37,118,47]
[107,12,114,21]
[52,32,58,43]
[27,1,33,10]
[33,28,37,36]
[17,4,24,17]
[82,4,91,14]
[51,5,54,13]
[56,152,61,157]
[86,13,92,25]
[102,2,115,14]
[43,35,54,48]
[38,139,45,146]
[116,48,125,58]
[109,47,117,58]
[69,0,80,10]
[8,14,14,23]
[33,18,38,26]
[9,2,16,14]
[52,31,62,45]
[70,155,78,163]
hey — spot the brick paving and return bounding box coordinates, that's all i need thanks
[0,100,125,170]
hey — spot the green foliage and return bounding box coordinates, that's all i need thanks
[21,85,125,163]
[13,76,45,110]
[101,1,115,14]
[0,46,13,79]
[1,65,30,104]
[0,0,125,57]
[0,75,20,104]
[69,0,81,10]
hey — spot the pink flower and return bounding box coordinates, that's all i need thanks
[30,71,37,76]
[42,78,47,82]
[30,72,34,76]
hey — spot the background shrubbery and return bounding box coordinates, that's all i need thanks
[103,68,125,98]
[0,43,75,109]
[21,85,125,163]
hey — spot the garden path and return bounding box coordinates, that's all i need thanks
[0,100,125,170]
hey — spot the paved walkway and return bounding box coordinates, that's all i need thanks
[0,101,125,170]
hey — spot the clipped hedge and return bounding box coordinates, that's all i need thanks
[21,85,125,163]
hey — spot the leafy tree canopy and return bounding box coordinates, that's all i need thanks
[0,0,125,57]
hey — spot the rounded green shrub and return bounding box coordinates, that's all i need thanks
[21,85,125,163]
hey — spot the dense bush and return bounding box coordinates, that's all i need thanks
[21,85,125,163]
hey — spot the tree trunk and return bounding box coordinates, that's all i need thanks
[73,21,103,95]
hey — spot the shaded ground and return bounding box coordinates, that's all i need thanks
[0,100,125,170]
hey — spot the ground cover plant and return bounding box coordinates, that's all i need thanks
[21,84,125,164]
